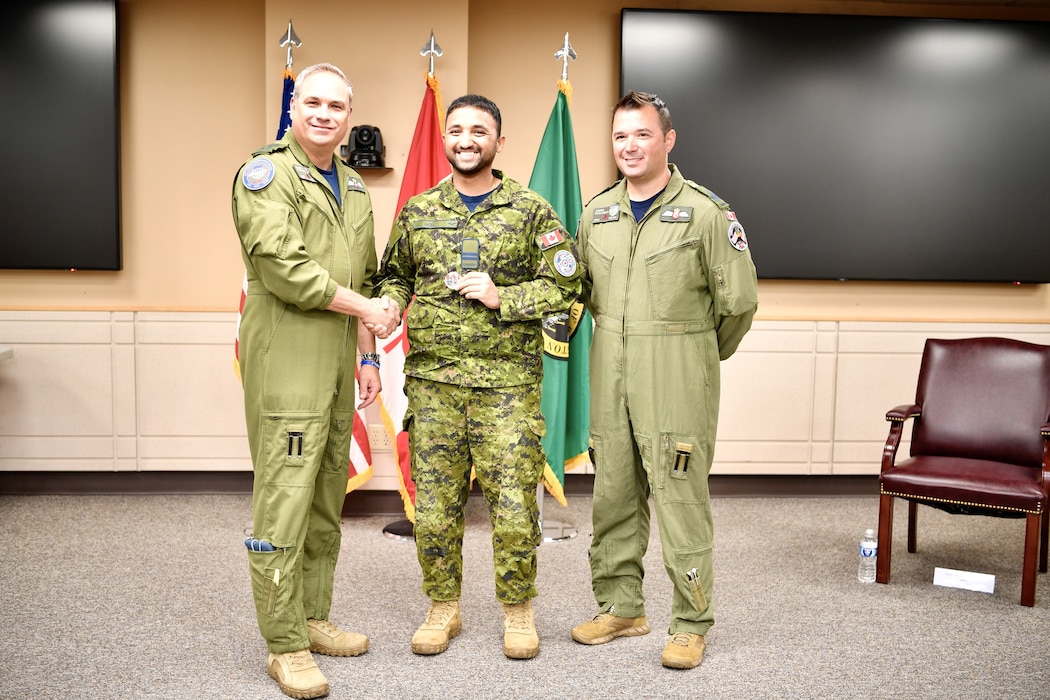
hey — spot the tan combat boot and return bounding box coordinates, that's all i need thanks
[571,612,650,645]
[661,632,706,669]
[411,600,462,655]
[502,599,539,659]
[307,618,369,657]
[267,649,329,699]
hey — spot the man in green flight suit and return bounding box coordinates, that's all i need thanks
[374,94,582,660]
[571,91,759,669]
[232,62,400,699]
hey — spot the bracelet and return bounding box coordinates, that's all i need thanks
[360,359,380,370]
[360,352,381,369]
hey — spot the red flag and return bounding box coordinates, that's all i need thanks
[396,74,451,217]
[381,74,452,522]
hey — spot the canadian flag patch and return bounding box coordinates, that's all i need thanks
[538,229,566,249]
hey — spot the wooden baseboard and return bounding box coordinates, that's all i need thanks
[0,470,256,495]
[0,472,878,515]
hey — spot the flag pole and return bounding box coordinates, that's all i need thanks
[380,31,447,542]
[538,32,580,544]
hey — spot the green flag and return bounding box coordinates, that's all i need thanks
[529,81,592,506]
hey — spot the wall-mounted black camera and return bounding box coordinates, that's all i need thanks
[342,125,385,168]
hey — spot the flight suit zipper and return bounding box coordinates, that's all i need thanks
[620,199,661,420]
[620,205,647,416]
[333,177,352,398]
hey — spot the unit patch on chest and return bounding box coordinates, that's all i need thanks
[659,206,693,223]
[592,204,620,223]
[346,176,366,192]
[412,219,461,230]
[293,164,318,183]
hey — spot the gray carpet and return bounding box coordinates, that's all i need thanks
[1,493,1047,699]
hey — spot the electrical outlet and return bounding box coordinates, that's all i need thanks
[367,424,393,451]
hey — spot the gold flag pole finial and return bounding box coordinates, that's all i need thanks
[279,20,302,69]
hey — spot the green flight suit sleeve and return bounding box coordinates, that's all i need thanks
[233,177,338,312]
[703,211,759,360]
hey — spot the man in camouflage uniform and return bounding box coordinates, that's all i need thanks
[570,91,759,670]
[374,94,582,660]
[232,63,399,699]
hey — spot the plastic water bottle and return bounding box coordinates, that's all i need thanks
[858,528,878,583]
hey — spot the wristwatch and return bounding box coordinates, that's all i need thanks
[360,351,381,369]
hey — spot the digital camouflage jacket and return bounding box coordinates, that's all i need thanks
[375,170,583,388]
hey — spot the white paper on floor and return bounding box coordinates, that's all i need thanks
[933,567,995,594]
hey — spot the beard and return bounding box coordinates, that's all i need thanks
[447,147,495,177]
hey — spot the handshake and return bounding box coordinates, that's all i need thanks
[363,296,401,339]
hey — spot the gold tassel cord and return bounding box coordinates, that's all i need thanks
[557,78,572,108]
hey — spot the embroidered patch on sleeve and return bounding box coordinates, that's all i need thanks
[553,249,578,277]
[728,221,749,251]
[242,157,275,191]
[538,228,566,250]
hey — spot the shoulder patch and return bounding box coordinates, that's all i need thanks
[728,221,749,251]
[553,249,578,277]
[242,156,276,191]
[537,227,580,281]
[537,228,566,250]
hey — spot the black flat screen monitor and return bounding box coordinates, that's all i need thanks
[1,1,121,270]
[621,9,1050,283]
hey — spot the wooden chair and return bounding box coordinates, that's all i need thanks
[876,337,1050,606]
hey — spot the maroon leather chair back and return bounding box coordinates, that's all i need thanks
[911,337,1050,468]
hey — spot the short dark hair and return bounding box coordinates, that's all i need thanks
[446,94,502,136]
[614,91,672,134]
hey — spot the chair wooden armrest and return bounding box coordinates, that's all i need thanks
[881,404,920,474]
[886,404,920,422]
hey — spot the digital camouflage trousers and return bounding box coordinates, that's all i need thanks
[404,376,546,603]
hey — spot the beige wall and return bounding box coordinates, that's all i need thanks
[0,0,1047,323]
